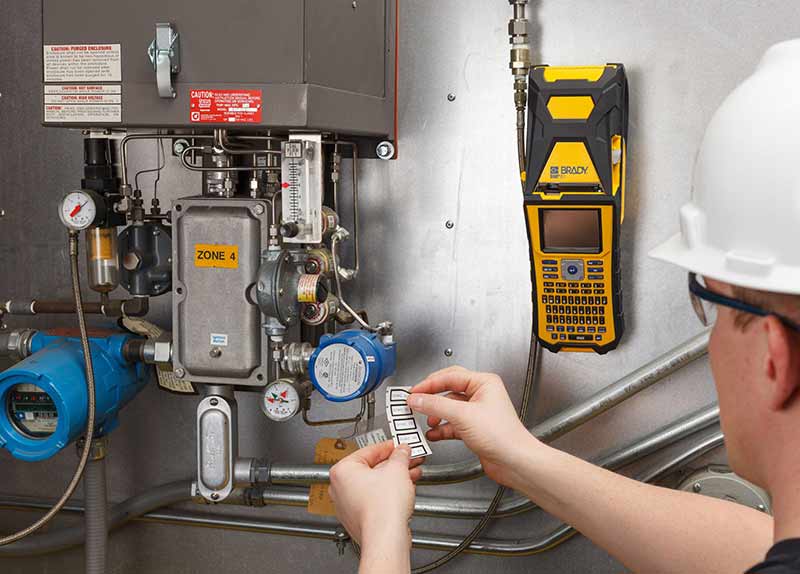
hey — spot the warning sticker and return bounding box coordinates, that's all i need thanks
[189,90,262,124]
[313,344,367,398]
[44,44,121,82]
[44,104,121,123]
[43,85,122,123]
[194,244,239,269]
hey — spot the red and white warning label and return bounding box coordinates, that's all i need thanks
[189,90,263,124]
[43,85,122,123]
[43,44,121,82]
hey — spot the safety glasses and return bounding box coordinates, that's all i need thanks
[688,272,800,332]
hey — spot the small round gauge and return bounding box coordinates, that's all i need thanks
[7,383,59,439]
[261,379,302,422]
[59,190,99,231]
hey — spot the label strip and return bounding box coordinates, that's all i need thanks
[385,386,432,459]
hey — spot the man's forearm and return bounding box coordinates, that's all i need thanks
[359,525,411,574]
[507,435,772,574]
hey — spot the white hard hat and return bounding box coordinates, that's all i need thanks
[650,38,800,295]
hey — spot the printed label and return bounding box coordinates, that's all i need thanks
[354,429,388,449]
[194,244,239,269]
[297,274,321,304]
[44,44,121,82]
[313,344,366,398]
[210,333,229,347]
[189,89,262,124]
[385,386,433,459]
[44,104,121,123]
[308,438,358,517]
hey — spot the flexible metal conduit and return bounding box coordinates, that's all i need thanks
[0,430,722,558]
[84,455,108,574]
[268,330,711,486]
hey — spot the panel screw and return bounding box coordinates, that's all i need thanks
[444,348,453,357]
[210,398,219,406]
[174,367,185,378]
[210,347,222,358]
[692,483,702,493]
[757,504,767,512]
[447,93,456,102]
[0,209,5,218]
[252,204,265,216]
[352,0,357,8]
[376,141,395,161]
[445,220,454,229]
[210,493,220,501]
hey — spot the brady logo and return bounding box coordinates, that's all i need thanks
[560,165,589,176]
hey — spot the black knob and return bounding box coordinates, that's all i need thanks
[280,222,300,238]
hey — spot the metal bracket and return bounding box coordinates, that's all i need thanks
[147,23,180,99]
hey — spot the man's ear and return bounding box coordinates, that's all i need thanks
[763,315,800,411]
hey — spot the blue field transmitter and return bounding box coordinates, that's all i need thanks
[309,329,397,402]
[0,330,148,461]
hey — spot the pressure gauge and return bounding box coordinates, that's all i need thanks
[260,379,302,422]
[59,190,101,231]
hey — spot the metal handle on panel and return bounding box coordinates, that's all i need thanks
[147,23,180,99]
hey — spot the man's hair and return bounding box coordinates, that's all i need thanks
[731,286,800,330]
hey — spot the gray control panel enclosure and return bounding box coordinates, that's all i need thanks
[41,0,395,137]
[172,197,269,387]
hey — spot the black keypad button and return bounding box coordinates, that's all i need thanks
[555,295,561,304]
[595,335,602,341]
[588,297,595,306]
[559,305,565,314]
[546,325,554,332]
[593,289,604,294]
[548,295,555,304]
[579,316,586,325]
[567,326,575,333]
[592,317,599,325]
[588,260,603,266]
[602,297,608,305]
[588,274,604,280]
[598,327,607,333]
[544,274,558,279]
[543,267,558,273]
[546,305,552,313]
[600,316,606,325]
[577,327,586,333]
[581,289,592,295]
[557,325,565,332]
[557,288,567,294]
[560,334,567,340]
[542,260,557,265]
[544,288,555,293]
[556,282,567,288]
[581,296,588,305]
[569,289,580,294]
[587,327,596,333]
[588,267,603,273]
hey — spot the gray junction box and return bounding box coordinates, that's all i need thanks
[41,0,396,137]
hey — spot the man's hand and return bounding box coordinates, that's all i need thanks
[329,441,422,546]
[409,366,537,489]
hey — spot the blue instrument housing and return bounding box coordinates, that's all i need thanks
[309,330,397,402]
[0,331,147,461]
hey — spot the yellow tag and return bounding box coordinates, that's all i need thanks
[194,244,239,269]
[307,438,358,517]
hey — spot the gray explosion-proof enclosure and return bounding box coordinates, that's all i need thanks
[172,197,270,387]
[41,0,396,137]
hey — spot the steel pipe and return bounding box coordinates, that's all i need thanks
[269,330,711,486]
[0,429,722,557]
[221,403,719,518]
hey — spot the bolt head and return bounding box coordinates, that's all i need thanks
[174,367,185,378]
[445,220,455,229]
[447,93,456,102]
[376,141,395,160]
[692,483,702,493]
[252,204,265,216]
[444,348,454,357]
[210,493,220,500]
[210,398,219,406]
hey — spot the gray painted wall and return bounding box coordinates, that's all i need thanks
[0,1,796,572]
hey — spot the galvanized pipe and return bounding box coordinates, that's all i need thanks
[269,330,711,486]
[221,402,719,518]
[0,428,723,557]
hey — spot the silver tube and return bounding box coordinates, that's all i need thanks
[254,403,719,518]
[270,330,711,486]
[0,430,723,557]
[214,129,283,156]
[119,133,214,187]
